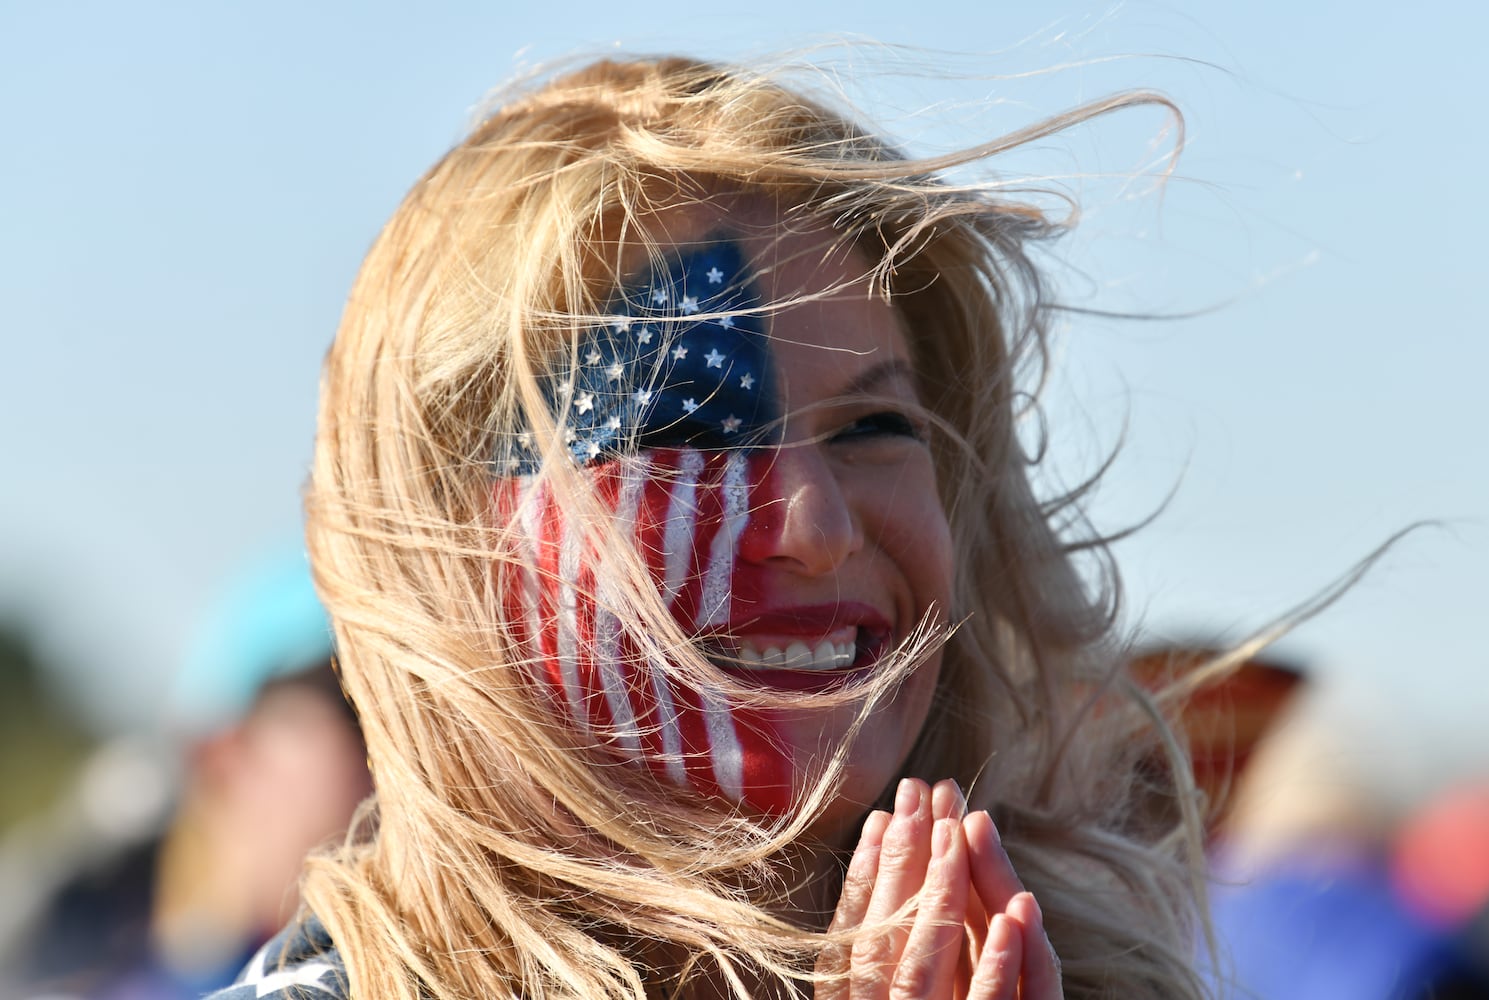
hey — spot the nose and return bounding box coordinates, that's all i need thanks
[736,446,862,576]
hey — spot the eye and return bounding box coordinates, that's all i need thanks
[832,410,925,442]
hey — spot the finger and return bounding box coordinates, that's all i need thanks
[961,878,990,968]
[1006,892,1062,1000]
[819,810,892,1000]
[931,779,966,822]
[964,811,1024,916]
[830,810,892,932]
[966,913,1020,1000]
[850,779,934,994]
[890,818,968,1000]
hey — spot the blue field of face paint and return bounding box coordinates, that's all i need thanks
[501,238,782,472]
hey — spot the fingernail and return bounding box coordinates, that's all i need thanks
[981,809,1002,845]
[896,778,919,814]
[988,913,1013,950]
[931,818,955,858]
[934,779,966,819]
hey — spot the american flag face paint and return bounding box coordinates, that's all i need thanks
[494,238,804,813]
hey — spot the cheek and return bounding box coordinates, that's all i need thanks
[863,466,955,614]
[494,450,797,814]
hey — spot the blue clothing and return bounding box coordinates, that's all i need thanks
[3,835,258,1000]
[1208,855,1458,1000]
[205,915,347,1000]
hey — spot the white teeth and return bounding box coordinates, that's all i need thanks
[733,636,858,671]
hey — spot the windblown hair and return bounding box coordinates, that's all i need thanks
[302,56,1210,1000]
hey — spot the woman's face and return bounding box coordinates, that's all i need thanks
[501,197,954,846]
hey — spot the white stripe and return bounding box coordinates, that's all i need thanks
[650,662,688,786]
[610,458,687,784]
[594,608,641,754]
[556,503,587,730]
[593,468,646,754]
[702,692,744,800]
[698,450,751,626]
[661,448,705,606]
[519,479,586,728]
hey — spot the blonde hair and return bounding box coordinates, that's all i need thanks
[303,56,1210,1000]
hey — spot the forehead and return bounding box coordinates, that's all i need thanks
[502,198,914,472]
[637,195,916,399]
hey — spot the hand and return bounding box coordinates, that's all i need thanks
[817,779,1062,1000]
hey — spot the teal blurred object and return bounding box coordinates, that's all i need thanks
[170,547,332,732]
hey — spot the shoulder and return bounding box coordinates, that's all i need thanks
[205,914,349,1000]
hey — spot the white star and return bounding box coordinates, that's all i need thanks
[721,415,743,434]
[605,414,622,431]
[718,315,735,329]
[652,287,669,305]
[704,348,725,369]
[505,456,521,472]
[611,315,632,331]
[575,391,595,414]
[739,373,755,390]
[585,350,602,366]
[605,363,625,381]
[671,345,689,361]
[634,388,654,405]
[564,427,578,444]
[680,294,699,314]
[583,440,601,460]
[250,961,338,998]
[706,266,724,284]
[517,431,533,446]
[557,379,573,396]
[682,398,699,413]
[636,326,654,344]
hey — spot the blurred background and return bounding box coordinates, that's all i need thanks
[1,1,1485,997]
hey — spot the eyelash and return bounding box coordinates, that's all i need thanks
[834,411,926,442]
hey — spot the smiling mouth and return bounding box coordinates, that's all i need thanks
[702,622,887,675]
[735,636,857,671]
[703,609,894,674]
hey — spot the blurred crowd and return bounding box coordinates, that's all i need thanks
[1135,647,1489,999]
[1,560,1485,999]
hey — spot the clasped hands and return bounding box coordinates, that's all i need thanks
[817,779,1063,1000]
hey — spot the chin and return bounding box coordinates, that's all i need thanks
[782,661,942,849]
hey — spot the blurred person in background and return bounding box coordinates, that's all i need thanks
[1387,781,1489,997]
[1126,644,1308,843]
[0,550,371,1000]
[1132,644,1489,998]
[1201,672,1489,999]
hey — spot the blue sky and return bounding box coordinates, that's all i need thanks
[2,1,1484,780]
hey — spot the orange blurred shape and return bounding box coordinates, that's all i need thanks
[1392,783,1489,928]
[1129,647,1306,829]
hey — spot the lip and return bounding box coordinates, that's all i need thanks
[723,602,892,638]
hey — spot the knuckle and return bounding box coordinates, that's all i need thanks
[850,936,893,971]
[848,964,893,1000]
[875,838,919,872]
[889,960,934,1000]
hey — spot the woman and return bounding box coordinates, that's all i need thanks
[216,56,1208,1000]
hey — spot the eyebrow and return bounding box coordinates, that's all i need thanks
[833,357,920,400]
